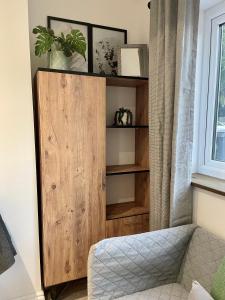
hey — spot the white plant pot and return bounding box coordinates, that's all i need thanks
[49,51,70,70]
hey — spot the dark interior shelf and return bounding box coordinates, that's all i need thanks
[106,201,149,220]
[106,164,150,176]
[107,125,149,128]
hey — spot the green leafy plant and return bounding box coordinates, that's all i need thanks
[33,25,86,60]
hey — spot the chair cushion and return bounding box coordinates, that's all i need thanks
[117,283,188,299]
[178,228,225,292]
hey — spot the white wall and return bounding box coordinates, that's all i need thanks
[0,0,43,299]
[193,188,225,240]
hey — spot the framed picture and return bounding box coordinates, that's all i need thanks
[48,16,90,72]
[91,25,127,75]
[48,16,128,75]
[117,44,149,77]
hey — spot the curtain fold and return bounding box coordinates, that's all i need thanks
[149,0,200,230]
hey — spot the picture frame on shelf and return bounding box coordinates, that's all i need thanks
[91,25,127,76]
[47,16,128,75]
[48,16,90,72]
[117,44,149,77]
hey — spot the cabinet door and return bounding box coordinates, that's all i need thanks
[36,71,106,287]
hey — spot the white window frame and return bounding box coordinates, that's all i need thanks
[198,2,225,180]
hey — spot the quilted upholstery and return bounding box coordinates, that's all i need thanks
[178,228,225,293]
[88,225,196,299]
[117,283,188,300]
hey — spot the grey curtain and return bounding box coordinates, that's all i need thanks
[149,0,200,230]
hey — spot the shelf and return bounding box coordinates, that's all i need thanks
[106,76,148,87]
[107,125,149,128]
[37,68,148,87]
[106,201,149,220]
[106,164,149,176]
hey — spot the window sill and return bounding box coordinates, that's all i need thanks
[192,173,225,196]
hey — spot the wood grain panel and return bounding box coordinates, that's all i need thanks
[106,164,149,175]
[135,82,149,168]
[135,172,150,210]
[106,214,149,238]
[36,71,106,287]
[106,201,149,220]
[135,128,149,168]
[106,77,148,87]
[136,82,149,125]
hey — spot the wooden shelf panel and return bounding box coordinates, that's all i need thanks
[106,164,149,176]
[106,76,148,87]
[106,201,149,220]
[107,125,149,128]
[37,68,148,87]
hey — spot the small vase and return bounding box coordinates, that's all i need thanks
[49,50,70,70]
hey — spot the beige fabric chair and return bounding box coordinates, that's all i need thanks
[88,225,225,299]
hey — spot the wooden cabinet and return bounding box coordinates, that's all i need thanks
[35,69,150,288]
[36,71,106,287]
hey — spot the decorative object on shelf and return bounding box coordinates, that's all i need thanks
[33,25,86,71]
[117,44,149,77]
[47,17,88,72]
[92,25,127,75]
[114,108,133,127]
[48,44,71,70]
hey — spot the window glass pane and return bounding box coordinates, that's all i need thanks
[212,24,225,162]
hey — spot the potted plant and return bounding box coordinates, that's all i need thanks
[33,26,86,70]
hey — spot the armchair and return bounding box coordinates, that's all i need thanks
[88,224,225,299]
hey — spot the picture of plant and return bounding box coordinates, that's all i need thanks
[92,26,127,75]
[95,40,117,75]
[33,26,86,59]
[48,17,89,72]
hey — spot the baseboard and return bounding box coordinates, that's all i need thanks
[35,291,45,300]
[12,291,45,300]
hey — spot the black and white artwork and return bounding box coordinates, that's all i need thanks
[48,16,89,72]
[92,26,127,75]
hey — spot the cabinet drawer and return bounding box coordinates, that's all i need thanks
[106,214,149,238]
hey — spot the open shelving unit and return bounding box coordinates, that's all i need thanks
[105,75,150,237]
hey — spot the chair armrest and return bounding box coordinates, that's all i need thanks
[88,224,196,299]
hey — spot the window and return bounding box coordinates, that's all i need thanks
[212,23,225,163]
[198,3,225,179]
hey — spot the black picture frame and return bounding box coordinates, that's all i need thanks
[47,16,127,74]
[91,24,127,75]
[48,16,91,72]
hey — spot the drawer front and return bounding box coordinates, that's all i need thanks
[106,214,149,238]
